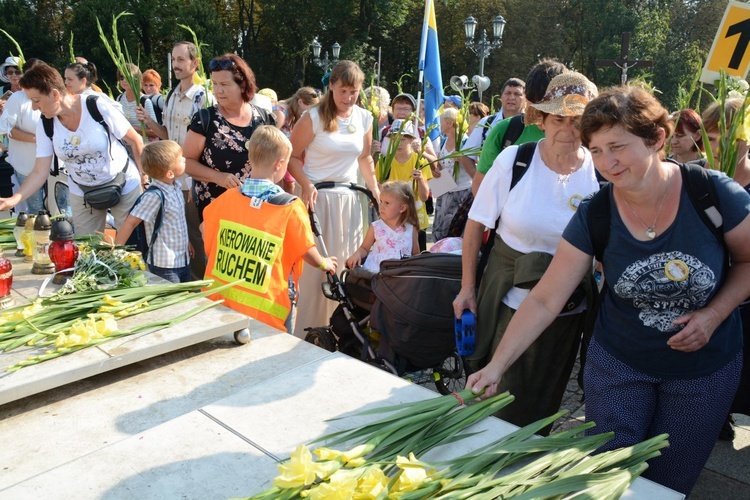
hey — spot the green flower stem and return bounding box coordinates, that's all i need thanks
[96,12,145,140]
[6,301,222,372]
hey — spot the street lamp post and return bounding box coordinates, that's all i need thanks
[464,15,506,101]
[311,37,341,75]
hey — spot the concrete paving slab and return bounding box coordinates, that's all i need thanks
[0,329,329,490]
[701,414,750,490]
[1,410,278,500]
[203,352,436,458]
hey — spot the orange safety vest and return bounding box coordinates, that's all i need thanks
[202,189,315,331]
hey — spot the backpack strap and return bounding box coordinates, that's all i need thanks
[266,191,297,205]
[152,94,164,125]
[500,114,525,149]
[680,162,724,242]
[85,95,117,162]
[132,186,166,265]
[196,107,212,137]
[509,141,536,190]
[490,141,537,231]
[585,185,612,264]
[481,113,498,143]
[165,87,176,107]
[140,94,165,126]
[41,116,60,176]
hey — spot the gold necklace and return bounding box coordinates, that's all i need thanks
[620,170,672,240]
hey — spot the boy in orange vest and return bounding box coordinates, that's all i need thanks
[202,126,337,332]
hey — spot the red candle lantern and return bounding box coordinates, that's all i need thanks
[0,249,13,309]
[48,218,79,285]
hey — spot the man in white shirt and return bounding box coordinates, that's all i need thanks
[136,41,214,279]
[462,78,526,159]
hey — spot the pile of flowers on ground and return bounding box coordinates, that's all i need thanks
[246,390,669,499]
[53,242,148,296]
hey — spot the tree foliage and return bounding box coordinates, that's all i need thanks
[0,0,737,108]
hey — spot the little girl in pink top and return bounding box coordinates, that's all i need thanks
[346,181,420,272]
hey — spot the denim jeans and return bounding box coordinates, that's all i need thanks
[14,172,45,214]
[148,264,191,283]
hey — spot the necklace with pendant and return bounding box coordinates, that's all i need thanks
[621,170,672,240]
[338,113,356,134]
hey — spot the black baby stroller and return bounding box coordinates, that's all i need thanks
[304,183,472,394]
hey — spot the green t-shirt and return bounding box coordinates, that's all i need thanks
[476,118,544,174]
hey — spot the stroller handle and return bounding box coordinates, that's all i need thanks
[308,182,379,242]
[313,182,379,212]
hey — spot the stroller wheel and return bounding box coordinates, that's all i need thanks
[304,327,337,352]
[339,336,363,359]
[434,353,472,396]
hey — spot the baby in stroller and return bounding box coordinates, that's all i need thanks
[345,180,420,272]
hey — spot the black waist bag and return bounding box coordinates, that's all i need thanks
[78,168,128,210]
[370,253,463,371]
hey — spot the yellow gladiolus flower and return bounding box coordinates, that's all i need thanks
[273,445,322,489]
[313,447,343,461]
[314,443,373,465]
[102,295,123,306]
[95,315,119,336]
[736,106,750,143]
[3,300,45,323]
[316,459,343,480]
[347,457,366,467]
[354,467,388,499]
[391,453,431,493]
[193,73,206,86]
[309,469,358,500]
[54,333,70,348]
[114,301,149,318]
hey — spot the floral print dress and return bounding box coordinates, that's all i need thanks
[362,220,415,273]
[187,104,275,216]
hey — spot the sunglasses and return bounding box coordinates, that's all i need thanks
[5,70,21,76]
[209,59,236,71]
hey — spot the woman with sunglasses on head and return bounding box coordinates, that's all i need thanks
[287,60,380,337]
[183,54,275,217]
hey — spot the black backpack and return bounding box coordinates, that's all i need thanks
[125,185,165,265]
[480,112,525,148]
[139,94,165,125]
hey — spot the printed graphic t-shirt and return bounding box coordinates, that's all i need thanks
[563,169,750,379]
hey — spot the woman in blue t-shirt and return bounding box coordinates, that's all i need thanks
[465,85,750,496]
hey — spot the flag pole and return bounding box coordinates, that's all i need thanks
[415,0,431,130]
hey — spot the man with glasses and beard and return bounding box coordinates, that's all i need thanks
[136,41,214,279]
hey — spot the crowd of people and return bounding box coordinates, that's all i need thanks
[0,45,748,497]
